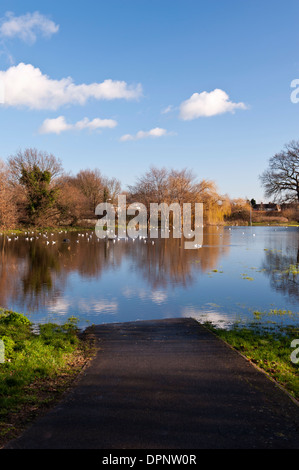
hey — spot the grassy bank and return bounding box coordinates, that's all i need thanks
[204,322,299,400]
[0,225,96,235]
[0,310,96,448]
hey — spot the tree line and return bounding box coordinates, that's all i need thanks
[0,147,262,230]
[0,148,123,229]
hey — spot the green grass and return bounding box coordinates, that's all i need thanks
[204,322,299,400]
[0,225,95,235]
[0,310,95,445]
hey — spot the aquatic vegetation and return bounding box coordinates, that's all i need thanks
[270,263,299,279]
[254,309,298,319]
[208,269,224,275]
[285,264,299,276]
[241,274,254,281]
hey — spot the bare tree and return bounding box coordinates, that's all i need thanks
[128,167,230,225]
[102,177,122,204]
[0,160,17,229]
[128,166,169,209]
[168,168,199,205]
[56,176,88,225]
[6,149,63,226]
[260,141,299,202]
[73,169,104,214]
[8,148,63,226]
[8,148,63,186]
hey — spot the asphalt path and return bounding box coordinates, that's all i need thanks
[4,318,299,449]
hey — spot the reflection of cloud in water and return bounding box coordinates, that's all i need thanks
[49,298,71,314]
[78,299,118,315]
[122,287,168,305]
[49,297,118,316]
[151,291,168,305]
[182,306,234,328]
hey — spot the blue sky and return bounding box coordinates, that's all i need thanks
[1,0,299,201]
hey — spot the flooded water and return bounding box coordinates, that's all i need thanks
[0,226,299,329]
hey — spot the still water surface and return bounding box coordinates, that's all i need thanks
[0,226,299,329]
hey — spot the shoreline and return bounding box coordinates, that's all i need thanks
[1,221,299,236]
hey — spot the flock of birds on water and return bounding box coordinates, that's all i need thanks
[0,230,158,246]
[0,226,291,249]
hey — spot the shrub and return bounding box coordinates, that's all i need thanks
[0,311,32,327]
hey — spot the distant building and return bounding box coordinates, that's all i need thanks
[253,202,281,212]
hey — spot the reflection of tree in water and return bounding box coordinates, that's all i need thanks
[72,239,123,278]
[126,227,231,289]
[0,237,25,308]
[0,233,124,311]
[127,238,193,289]
[0,227,231,311]
[22,243,62,310]
[261,235,299,302]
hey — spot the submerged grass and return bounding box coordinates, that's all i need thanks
[0,310,96,447]
[204,321,299,400]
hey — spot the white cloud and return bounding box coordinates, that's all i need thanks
[39,116,118,134]
[39,116,71,135]
[0,11,59,44]
[120,127,169,142]
[75,117,117,131]
[0,63,143,110]
[161,105,174,114]
[179,89,247,120]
